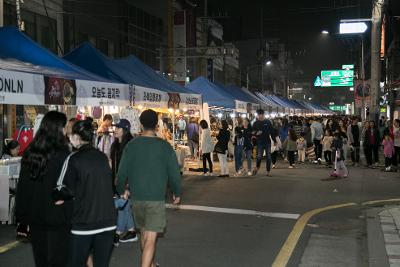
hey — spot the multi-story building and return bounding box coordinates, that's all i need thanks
[63,0,164,68]
[2,0,63,54]
[236,38,293,96]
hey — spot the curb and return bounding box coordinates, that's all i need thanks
[367,207,390,267]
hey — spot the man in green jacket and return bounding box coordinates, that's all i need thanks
[117,109,181,267]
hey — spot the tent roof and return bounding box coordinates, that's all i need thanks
[186,77,235,109]
[0,27,108,81]
[64,42,196,94]
[213,81,257,104]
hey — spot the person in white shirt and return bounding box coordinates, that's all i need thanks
[96,114,114,159]
[177,116,187,140]
[199,120,214,176]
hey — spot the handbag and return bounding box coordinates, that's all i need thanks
[52,152,76,201]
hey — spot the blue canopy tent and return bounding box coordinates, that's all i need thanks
[64,43,198,95]
[64,42,163,90]
[116,56,197,94]
[254,92,282,112]
[0,27,109,81]
[213,81,256,104]
[186,77,235,109]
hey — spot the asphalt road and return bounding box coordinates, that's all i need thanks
[0,160,399,267]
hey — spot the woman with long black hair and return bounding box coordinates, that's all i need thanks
[15,111,71,267]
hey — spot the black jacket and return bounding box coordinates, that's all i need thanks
[215,129,230,152]
[364,127,381,147]
[16,149,71,229]
[253,119,276,145]
[63,144,116,231]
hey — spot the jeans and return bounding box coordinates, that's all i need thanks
[30,226,70,267]
[69,230,114,267]
[234,145,244,172]
[188,140,198,157]
[217,151,229,175]
[350,145,360,163]
[365,145,379,165]
[244,149,252,170]
[324,151,332,165]
[178,130,185,140]
[202,153,213,173]
[288,151,295,166]
[313,139,323,160]
[256,143,272,172]
[114,198,134,233]
[298,150,305,162]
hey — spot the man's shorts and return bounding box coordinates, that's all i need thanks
[132,201,166,233]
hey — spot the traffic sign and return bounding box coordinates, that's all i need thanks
[314,76,322,87]
[321,70,354,87]
[342,64,354,70]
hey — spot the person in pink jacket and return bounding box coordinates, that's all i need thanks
[382,133,395,172]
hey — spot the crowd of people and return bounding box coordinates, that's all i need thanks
[13,110,181,267]
[3,107,400,267]
[196,110,400,178]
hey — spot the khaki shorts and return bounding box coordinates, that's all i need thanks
[132,201,166,233]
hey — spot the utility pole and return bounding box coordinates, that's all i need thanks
[167,0,174,76]
[260,7,264,92]
[370,0,385,122]
[0,0,3,27]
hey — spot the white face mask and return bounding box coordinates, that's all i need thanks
[70,134,81,148]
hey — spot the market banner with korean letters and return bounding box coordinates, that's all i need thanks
[0,69,44,105]
[179,93,202,111]
[235,100,248,113]
[76,80,130,106]
[132,85,169,109]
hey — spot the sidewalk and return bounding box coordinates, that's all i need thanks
[368,206,400,267]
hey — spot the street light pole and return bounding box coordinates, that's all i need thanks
[361,35,366,121]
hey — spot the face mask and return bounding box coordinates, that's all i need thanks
[70,134,81,148]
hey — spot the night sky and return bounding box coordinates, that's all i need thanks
[207,0,372,78]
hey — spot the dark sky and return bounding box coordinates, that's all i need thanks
[206,0,372,82]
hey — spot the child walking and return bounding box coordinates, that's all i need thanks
[296,133,307,164]
[331,132,348,178]
[321,130,334,167]
[283,129,298,168]
[382,133,394,172]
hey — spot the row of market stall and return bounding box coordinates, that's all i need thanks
[0,26,331,135]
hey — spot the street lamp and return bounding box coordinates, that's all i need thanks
[321,30,329,35]
[266,60,272,66]
[339,19,369,120]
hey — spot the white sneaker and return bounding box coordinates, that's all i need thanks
[247,171,253,176]
[272,164,276,169]
[288,166,294,169]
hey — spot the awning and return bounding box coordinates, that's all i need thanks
[186,77,235,110]
[0,27,128,106]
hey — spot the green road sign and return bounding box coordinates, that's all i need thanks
[329,105,346,111]
[342,64,354,70]
[321,70,354,87]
